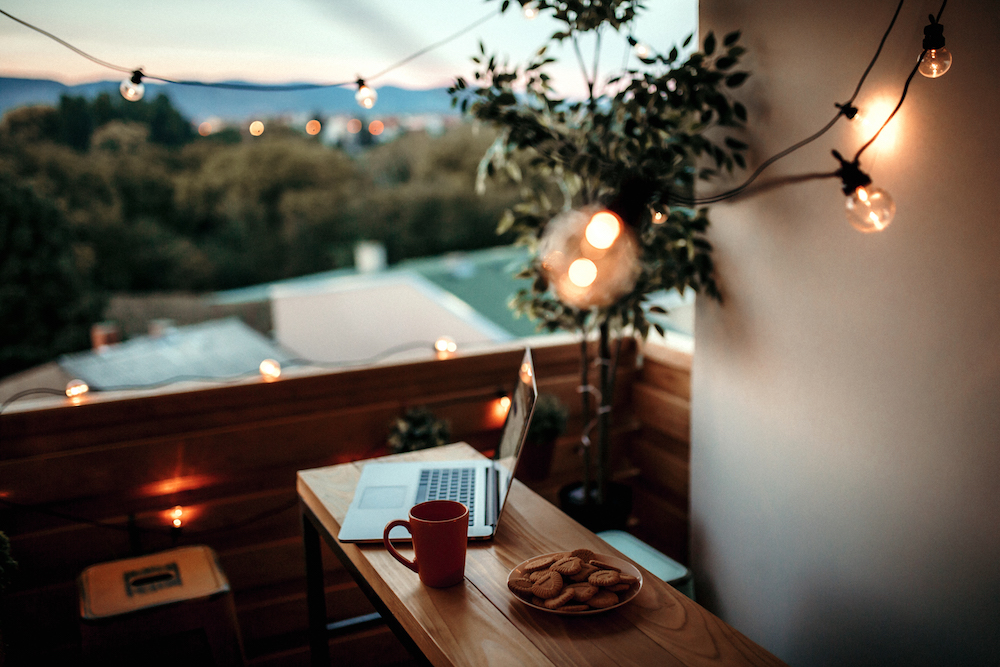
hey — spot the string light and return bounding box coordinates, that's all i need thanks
[584,211,622,250]
[651,208,667,225]
[119,70,144,102]
[434,336,458,359]
[634,42,652,59]
[249,120,264,136]
[259,359,282,381]
[369,120,385,136]
[568,258,598,287]
[171,506,184,528]
[305,119,321,135]
[65,379,90,406]
[347,118,362,134]
[833,150,895,233]
[918,14,952,78]
[198,121,212,136]
[522,2,539,20]
[355,79,378,109]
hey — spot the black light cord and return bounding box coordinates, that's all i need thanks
[671,0,908,207]
[0,6,499,92]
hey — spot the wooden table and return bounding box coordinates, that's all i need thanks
[297,443,787,667]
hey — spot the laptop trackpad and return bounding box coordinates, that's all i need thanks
[360,485,408,509]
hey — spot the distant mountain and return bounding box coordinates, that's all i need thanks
[0,76,457,121]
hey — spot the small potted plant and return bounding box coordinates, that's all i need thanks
[516,393,569,481]
[387,406,451,454]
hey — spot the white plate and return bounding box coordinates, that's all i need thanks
[507,551,643,615]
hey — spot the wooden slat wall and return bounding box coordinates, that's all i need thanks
[625,343,693,566]
[0,339,640,666]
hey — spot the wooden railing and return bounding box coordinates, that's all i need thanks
[0,338,690,666]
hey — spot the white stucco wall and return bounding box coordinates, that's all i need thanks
[692,1,1000,664]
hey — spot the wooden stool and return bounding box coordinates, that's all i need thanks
[78,545,245,666]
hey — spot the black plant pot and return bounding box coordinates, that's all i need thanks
[558,481,633,533]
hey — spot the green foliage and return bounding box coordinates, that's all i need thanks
[527,392,569,442]
[387,406,452,454]
[450,0,750,340]
[0,531,16,594]
[0,170,103,376]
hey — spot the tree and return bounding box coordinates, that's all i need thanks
[450,0,750,513]
[0,171,103,376]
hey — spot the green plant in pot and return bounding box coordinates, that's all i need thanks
[516,392,569,481]
[388,406,451,454]
[450,0,749,530]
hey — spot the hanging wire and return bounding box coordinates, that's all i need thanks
[0,6,499,92]
[670,0,908,206]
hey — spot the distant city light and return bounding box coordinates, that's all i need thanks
[198,122,212,136]
[305,119,321,135]
[249,121,264,136]
[368,120,384,136]
[347,118,362,134]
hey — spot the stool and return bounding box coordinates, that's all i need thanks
[78,545,245,666]
[598,530,695,600]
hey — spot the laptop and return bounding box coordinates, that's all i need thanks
[338,348,538,542]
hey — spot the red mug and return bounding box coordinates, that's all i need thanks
[383,500,469,588]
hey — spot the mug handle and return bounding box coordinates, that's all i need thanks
[383,519,419,573]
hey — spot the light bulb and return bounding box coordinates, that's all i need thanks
[651,208,668,224]
[585,211,622,250]
[119,71,144,102]
[249,121,264,137]
[434,336,458,359]
[171,506,184,528]
[634,42,652,59]
[568,258,598,287]
[846,186,895,233]
[259,359,281,381]
[65,379,89,399]
[522,2,539,19]
[305,120,321,135]
[918,48,952,78]
[355,82,377,110]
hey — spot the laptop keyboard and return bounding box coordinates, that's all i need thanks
[415,468,475,526]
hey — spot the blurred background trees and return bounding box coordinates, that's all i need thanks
[0,92,518,375]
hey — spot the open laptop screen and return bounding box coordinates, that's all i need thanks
[491,350,537,529]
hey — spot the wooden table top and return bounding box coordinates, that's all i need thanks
[297,443,786,667]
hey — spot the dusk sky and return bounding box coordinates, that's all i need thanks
[0,1,697,98]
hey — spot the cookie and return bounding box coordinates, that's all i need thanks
[588,569,621,587]
[606,583,631,592]
[570,548,595,562]
[551,556,583,575]
[567,582,599,602]
[587,589,619,609]
[559,604,591,612]
[507,577,534,595]
[522,554,558,573]
[588,559,621,572]
[529,569,548,582]
[569,562,599,582]
[542,588,576,609]
[618,573,639,585]
[530,570,564,599]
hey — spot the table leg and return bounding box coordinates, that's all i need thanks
[302,507,330,667]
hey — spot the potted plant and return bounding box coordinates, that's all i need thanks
[451,0,749,529]
[515,392,569,480]
[387,406,452,454]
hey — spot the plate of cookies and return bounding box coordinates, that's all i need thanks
[506,548,642,614]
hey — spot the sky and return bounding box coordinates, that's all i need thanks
[0,0,697,98]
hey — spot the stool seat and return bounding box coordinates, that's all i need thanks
[78,545,244,666]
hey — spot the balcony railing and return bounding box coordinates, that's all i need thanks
[0,337,691,665]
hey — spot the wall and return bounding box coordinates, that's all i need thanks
[692,1,1000,665]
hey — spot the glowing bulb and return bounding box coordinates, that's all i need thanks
[355,82,378,110]
[198,122,212,136]
[585,211,622,250]
[170,506,184,528]
[119,71,144,102]
[305,120,321,135]
[368,120,384,136]
[634,42,652,59]
[249,121,264,136]
[568,258,598,287]
[434,336,458,359]
[65,379,89,399]
[918,48,952,78]
[347,118,362,134]
[499,396,511,411]
[523,2,539,19]
[259,359,281,381]
[651,208,667,224]
[846,186,895,233]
